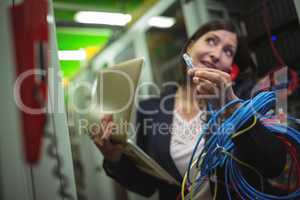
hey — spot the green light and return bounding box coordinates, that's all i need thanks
[57,28,112,50]
[56,27,112,79]
[59,61,82,79]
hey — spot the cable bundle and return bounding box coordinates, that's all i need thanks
[182,91,300,200]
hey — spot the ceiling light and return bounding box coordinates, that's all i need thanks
[58,50,86,61]
[148,16,175,28]
[74,11,132,26]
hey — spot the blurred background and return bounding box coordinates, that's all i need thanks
[1,0,300,200]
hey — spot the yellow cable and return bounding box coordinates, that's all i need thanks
[231,116,257,139]
[192,154,208,200]
[183,115,258,199]
[183,150,262,199]
[181,159,198,200]
[221,150,264,192]
[182,116,258,200]
[190,161,200,200]
[181,172,187,200]
[190,159,217,200]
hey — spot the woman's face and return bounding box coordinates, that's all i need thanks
[187,30,237,74]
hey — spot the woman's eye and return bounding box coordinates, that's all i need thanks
[224,48,234,57]
[206,37,216,46]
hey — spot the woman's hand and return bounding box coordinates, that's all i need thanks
[91,114,123,162]
[187,67,238,102]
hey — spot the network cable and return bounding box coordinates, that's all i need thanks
[182,91,300,199]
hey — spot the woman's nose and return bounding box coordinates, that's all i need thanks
[210,54,219,64]
[209,48,222,64]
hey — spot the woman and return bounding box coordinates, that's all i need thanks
[93,20,286,199]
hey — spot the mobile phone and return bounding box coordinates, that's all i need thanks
[182,53,195,69]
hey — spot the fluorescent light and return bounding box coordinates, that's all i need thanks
[74,11,132,26]
[58,50,86,61]
[148,16,175,28]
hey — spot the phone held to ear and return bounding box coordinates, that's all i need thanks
[182,53,239,81]
[231,63,240,81]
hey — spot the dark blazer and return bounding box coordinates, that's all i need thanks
[103,88,287,200]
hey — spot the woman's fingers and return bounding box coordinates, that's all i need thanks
[189,68,231,86]
[93,133,103,146]
[189,67,237,101]
[92,114,114,146]
[100,114,112,130]
[195,70,228,85]
[103,139,123,151]
[187,68,197,76]
[190,67,230,77]
[101,121,115,141]
[92,114,123,162]
[94,134,120,151]
[195,78,218,96]
[95,138,123,162]
[101,114,113,122]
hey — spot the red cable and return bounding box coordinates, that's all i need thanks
[276,135,300,190]
[261,0,286,68]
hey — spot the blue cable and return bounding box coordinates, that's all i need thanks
[186,91,300,199]
[187,98,243,183]
[189,92,274,183]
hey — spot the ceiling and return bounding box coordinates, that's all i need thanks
[53,0,157,81]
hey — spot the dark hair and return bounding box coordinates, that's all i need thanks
[179,19,254,85]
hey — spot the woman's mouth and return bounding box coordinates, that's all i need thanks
[200,60,217,69]
[200,61,231,74]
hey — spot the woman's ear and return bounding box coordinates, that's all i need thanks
[186,40,195,54]
[231,63,240,81]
